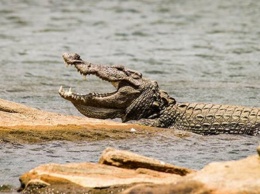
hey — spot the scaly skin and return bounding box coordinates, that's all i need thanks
[59,53,260,135]
[140,103,260,135]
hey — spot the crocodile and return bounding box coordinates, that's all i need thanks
[59,53,260,135]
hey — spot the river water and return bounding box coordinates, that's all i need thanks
[0,0,259,189]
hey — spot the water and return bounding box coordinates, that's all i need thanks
[0,0,259,189]
[1,135,259,188]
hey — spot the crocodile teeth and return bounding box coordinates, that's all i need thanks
[59,85,63,93]
[59,86,74,96]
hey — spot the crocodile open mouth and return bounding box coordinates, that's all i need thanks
[58,53,142,119]
[58,76,124,119]
[58,77,119,102]
[59,52,121,102]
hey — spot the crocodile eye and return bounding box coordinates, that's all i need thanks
[132,72,142,79]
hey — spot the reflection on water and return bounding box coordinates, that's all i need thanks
[0,0,260,188]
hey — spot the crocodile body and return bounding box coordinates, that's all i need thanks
[145,103,259,135]
[59,53,260,135]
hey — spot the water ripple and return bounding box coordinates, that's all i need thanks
[0,0,260,188]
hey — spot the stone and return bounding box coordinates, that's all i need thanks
[123,153,260,194]
[0,98,186,143]
[0,98,128,127]
[18,147,260,194]
[99,147,195,176]
[19,162,181,193]
[187,154,260,193]
[121,181,219,194]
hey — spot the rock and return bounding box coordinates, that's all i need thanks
[121,181,218,194]
[99,147,195,176]
[187,154,260,193]
[124,153,260,194]
[0,98,128,127]
[24,179,50,190]
[19,162,181,193]
[0,184,15,193]
[0,98,185,143]
[18,147,260,194]
[257,145,260,156]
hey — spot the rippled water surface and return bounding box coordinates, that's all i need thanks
[1,135,259,188]
[0,0,259,189]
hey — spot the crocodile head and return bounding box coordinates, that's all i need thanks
[59,53,175,122]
